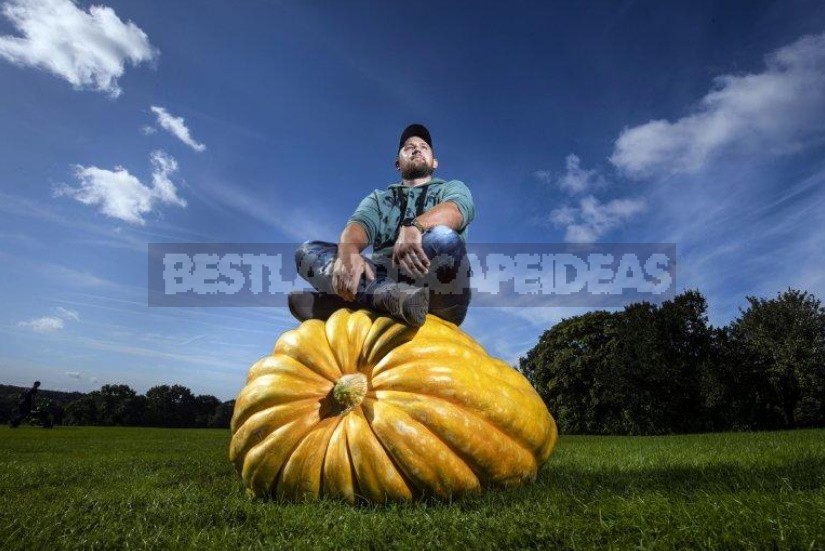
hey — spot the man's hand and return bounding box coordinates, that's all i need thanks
[392,225,430,279]
[332,247,375,302]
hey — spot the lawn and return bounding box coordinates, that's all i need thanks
[1,426,823,550]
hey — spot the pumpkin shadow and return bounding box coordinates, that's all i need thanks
[448,453,825,512]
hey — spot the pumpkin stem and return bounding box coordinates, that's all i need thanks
[332,373,368,410]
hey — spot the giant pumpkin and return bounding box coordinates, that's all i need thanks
[230,309,557,503]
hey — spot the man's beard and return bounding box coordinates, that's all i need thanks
[401,160,434,180]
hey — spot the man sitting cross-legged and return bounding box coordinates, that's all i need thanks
[290,124,475,327]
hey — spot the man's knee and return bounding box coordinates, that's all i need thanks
[422,225,464,258]
[294,240,314,270]
[295,240,336,273]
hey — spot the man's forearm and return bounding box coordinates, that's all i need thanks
[415,201,464,232]
[338,222,370,254]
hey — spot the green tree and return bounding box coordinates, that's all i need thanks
[654,290,715,432]
[0,393,15,423]
[520,310,619,434]
[728,289,825,429]
[521,291,719,435]
[64,395,98,425]
[697,326,738,431]
[194,394,222,427]
[208,400,235,429]
[145,384,197,427]
[93,384,146,426]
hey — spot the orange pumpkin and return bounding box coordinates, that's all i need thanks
[230,309,557,503]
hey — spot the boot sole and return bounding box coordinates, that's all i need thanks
[397,286,429,327]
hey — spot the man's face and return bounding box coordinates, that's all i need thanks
[396,136,438,179]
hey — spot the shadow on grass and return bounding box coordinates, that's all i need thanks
[535,453,825,496]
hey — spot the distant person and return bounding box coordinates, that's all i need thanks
[9,381,40,428]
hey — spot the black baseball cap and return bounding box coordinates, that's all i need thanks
[399,123,432,150]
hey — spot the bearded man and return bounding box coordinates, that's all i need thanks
[289,124,475,327]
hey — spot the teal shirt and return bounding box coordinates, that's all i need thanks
[347,178,476,264]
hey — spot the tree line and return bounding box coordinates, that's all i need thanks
[7,287,822,435]
[519,288,825,435]
[1,384,234,429]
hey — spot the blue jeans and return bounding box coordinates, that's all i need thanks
[295,225,472,325]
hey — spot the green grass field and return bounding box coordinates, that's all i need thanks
[1,427,823,550]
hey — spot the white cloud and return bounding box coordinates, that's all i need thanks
[148,151,185,205]
[65,371,81,379]
[0,0,158,98]
[559,154,606,194]
[141,125,157,135]
[18,306,82,333]
[90,377,98,384]
[533,170,552,184]
[549,195,647,243]
[55,150,186,225]
[149,106,206,152]
[536,154,645,241]
[19,316,64,332]
[548,205,577,226]
[56,307,80,321]
[535,154,606,195]
[611,32,825,179]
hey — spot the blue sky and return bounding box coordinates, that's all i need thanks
[2,0,825,400]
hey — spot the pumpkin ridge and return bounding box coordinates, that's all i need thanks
[321,417,357,502]
[359,397,420,499]
[371,373,467,408]
[230,399,320,467]
[275,416,340,500]
[358,317,397,374]
[323,310,353,376]
[343,414,371,504]
[372,339,534,402]
[264,419,319,496]
[374,389,537,477]
[488,358,548,402]
[246,414,320,494]
[363,398,480,498]
[345,425,362,503]
[232,374,330,430]
[345,407,414,502]
[313,416,343,500]
[246,354,332,386]
[274,323,341,383]
[371,364,552,455]
[250,361,336,389]
[370,337,477,378]
[347,311,376,375]
[246,369,333,393]
[417,318,487,352]
[364,322,418,370]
